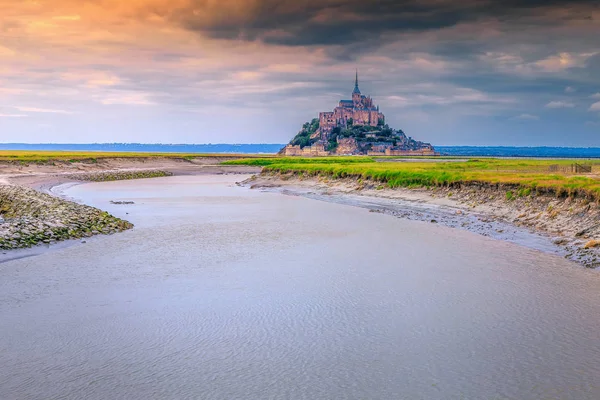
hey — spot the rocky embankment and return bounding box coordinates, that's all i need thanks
[246,171,600,268]
[0,180,133,250]
[0,170,171,250]
[0,164,255,252]
[0,184,133,250]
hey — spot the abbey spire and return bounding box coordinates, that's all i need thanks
[353,70,361,94]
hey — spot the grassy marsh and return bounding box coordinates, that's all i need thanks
[222,156,374,166]
[0,150,273,164]
[228,157,600,200]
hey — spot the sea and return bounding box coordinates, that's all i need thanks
[1,143,600,158]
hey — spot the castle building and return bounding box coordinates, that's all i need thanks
[280,72,436,156]
[317,72,385,138]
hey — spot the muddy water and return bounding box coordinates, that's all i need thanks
[270,186,564,256]
[1,175,599,400]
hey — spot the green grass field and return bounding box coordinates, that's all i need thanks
[5,151,600,200]
[222,156,375,166]
[0,150,274,163]
[225,157,600,200]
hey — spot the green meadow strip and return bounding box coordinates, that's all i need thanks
[222,156,375,166]
[0,151,275,164]
[251,158,600,201]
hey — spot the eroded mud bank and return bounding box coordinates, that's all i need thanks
[244,171,600,268]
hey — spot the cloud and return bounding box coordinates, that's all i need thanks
[60,72,122,88]
[167,0,599,48]
[591,93,600,99]
[0,45,16,57]
[99,92,155,106]
[52,15,81,21]
[565,86,576,93]
[589,101,600,111]
[546,101,575,108]
[532,52,597,72]
[231,71,263,81]
[0,0,598,145]
[383,86,515,109]
[0,113,27,117]
[0,88,28,95]
[15,107,72,114]
[515,113,539,120]
[534,53,579,72]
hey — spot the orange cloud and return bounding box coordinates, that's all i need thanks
[15,107,73,114]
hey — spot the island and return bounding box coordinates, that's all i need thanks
[280,72,436,156]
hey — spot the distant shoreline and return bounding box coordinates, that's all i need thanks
[1,144,600,158]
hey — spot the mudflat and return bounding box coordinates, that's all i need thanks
[0,159,259,255]
[1,174,599,400]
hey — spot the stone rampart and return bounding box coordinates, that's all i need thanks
[336,138,358,155]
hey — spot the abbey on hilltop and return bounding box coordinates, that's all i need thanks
[318,71,386,136]
[281,72,436,156]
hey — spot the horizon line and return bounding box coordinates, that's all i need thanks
[1,143,600,149]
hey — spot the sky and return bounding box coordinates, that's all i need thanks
[0,0,599,146]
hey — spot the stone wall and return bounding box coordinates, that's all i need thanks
[371,143,394,152]
[319,112,336,134]
[282,143,329,157]
[302,142,329,156]
[333,107,353,126]
[282,145,304,156]
[385,148,438,156]
[336,138,358,155]
[352,110,380,126]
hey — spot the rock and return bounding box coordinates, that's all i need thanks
[553,237,569,245]
[66,170,172,183]
[0,183,134,251]
[576,224,600,237]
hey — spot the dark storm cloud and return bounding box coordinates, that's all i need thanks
[170,0,599,47]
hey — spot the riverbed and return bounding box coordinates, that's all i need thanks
[1,174,599,400]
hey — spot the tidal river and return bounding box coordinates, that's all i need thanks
[1,175,599,400]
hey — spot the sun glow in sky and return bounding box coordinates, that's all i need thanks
[0,0,599,145]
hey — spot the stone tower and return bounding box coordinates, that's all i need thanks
[352,70,361,105]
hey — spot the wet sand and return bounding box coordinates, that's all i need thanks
[247,173,600,268]
[1,174,600,400]
[3,157,598,268]
[3,161,259,192]
[0,163,259,260]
